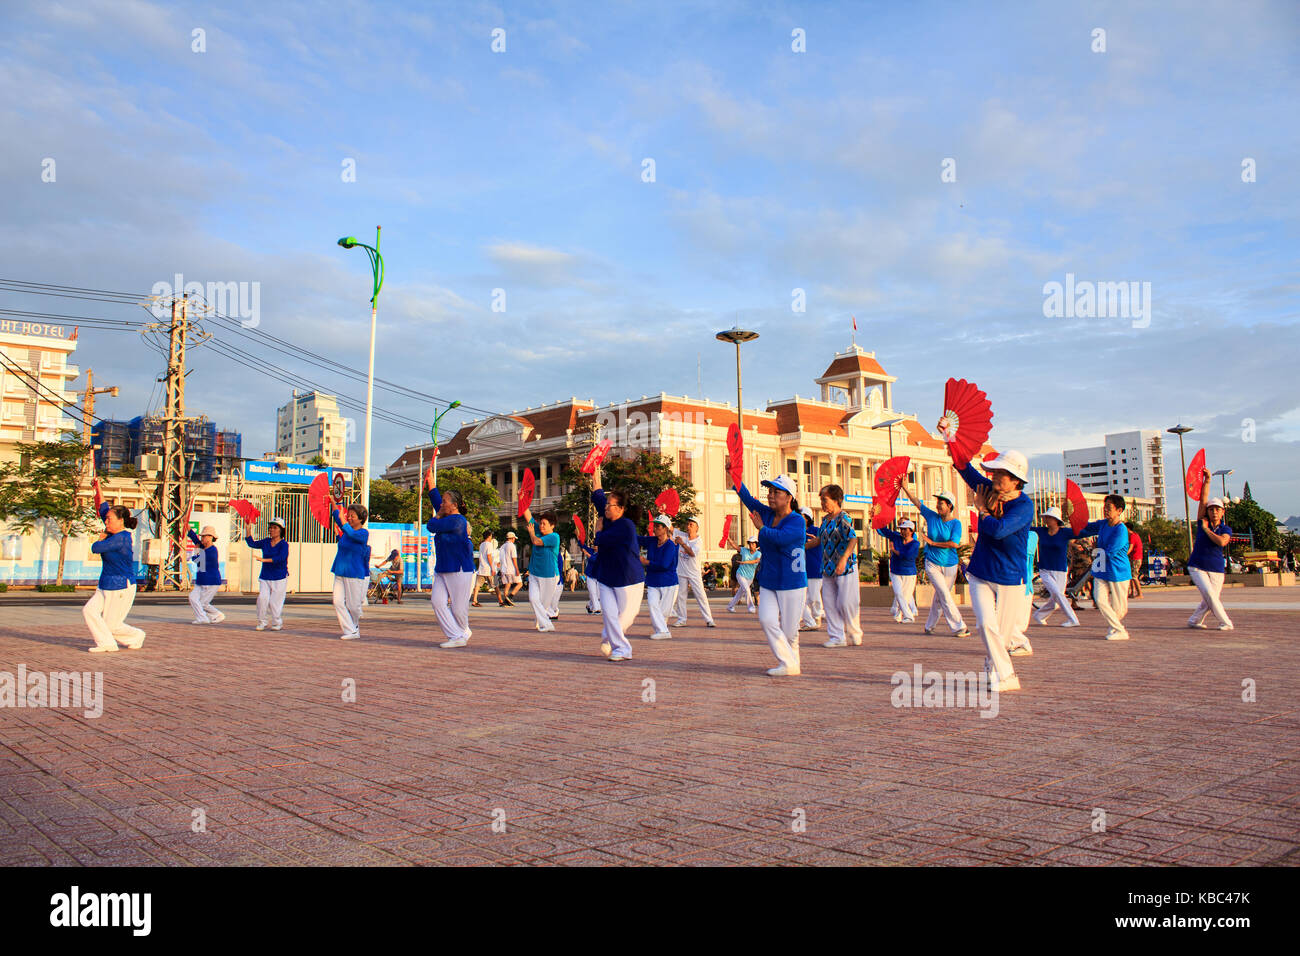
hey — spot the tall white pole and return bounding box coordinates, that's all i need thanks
[362,301,376,512]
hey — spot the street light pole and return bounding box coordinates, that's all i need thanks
[1168,424,1194,557]
[337,228,384,513]
[716,327,759,547]
[430,399,462,491]
[1213,468,1234,501]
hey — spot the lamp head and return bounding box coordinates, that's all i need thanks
[1167,424,1193,435]
[450,400,462,410]
[338,237,358,249]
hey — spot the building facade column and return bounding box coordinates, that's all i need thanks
[539,456,549,500]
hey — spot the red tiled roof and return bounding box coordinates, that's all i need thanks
[769,400,853,436]
[821,352,888,379]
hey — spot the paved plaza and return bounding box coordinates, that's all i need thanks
[1,588,1297,866]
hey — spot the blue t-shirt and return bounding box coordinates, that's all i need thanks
[736,547,759,581]
[590,490,645,588]
[1080,520,1132,583]
[330,509,370,579]
[1032,525,1076,573]
[878,528,920,577]
[1024,530,1038,595]
[426,488,475,573]
[246,536,289,580]
[804,536,823,580]
[1188,522,1231,574]
[92,528,134,590]
[528,525,561,579]
[735,484,808,592]
[187,530,222,586]
[958,464,1034,585]
[916,502,962,568]
[818,511,857,577]
[638,535,679,588]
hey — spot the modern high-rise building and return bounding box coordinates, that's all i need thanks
[1063,429,1167,516]
[0,319,80,463]
[276,390,348,465]
[92,415,241,482]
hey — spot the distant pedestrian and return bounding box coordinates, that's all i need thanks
[473,530,501,607]
[672,517,716,628]
[1128,529,1144,599]
[498,531,522,605]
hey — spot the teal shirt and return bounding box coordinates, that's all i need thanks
[528,527,561,579]
[736,547,758,581]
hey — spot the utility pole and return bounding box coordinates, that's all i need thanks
[142,294,210,590]
[78,367,119,481]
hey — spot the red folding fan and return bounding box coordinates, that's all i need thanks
[726,422,744,489]
[308,472,333,529]
[92,477,103,512]
[229,499,261,526]
[1185,449,1206,500]
[871,455,911,529]
[939,378,994,470]
[572,514,586,545]
[1065,479,1089,534]
[968,509,979,534]
[580,439,612,475]
[655,488,681,517]
[719,513,734,549]
[517,468,536,517]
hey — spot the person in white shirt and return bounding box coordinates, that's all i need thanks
[473,530,502,607]
[497,531,521,606]
[672,517,716,628]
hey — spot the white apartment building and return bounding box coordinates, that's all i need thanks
[1063,429,1167,516]
[276,390,348,465]
[0,319,80,464]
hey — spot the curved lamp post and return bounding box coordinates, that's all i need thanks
[431,399,461,489]
[716,326,759,547]
[1167,424,1194,556]
[338,228,384,511]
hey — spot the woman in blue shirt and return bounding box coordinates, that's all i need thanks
[1030,507,1079,628]
[590,489,646,661]
[523,507,562,633]
[799,510,825,631]
[639,514,680,640]
[816,484,860,647]
[83,502,145,653]
[427,477,476,647]
[246,516,289,631]
[1077,495,1132,641]
[900,480,970,637]
[187,524,224,625]
[953,446,1034,692]
[330,503,370,640]
[876,519,920,624]
[1187,466,1234,630]
[733,473,808,677]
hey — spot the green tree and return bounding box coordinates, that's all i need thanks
[0,439,100,585]
[367,479,417,523]
[307,454,328,467]
[1128,515,1191,566]
[427,466,502,541]
[555,449,699,542]
[1224,497,1279,554]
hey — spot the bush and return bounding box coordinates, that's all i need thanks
[0,582,7,592]
[35,583,76,592]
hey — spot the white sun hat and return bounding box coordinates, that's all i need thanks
[899,519,915,529]
[268,516,287,531]
[980,449,1029,482]
[934,491,956,508]
[1042,507,1063,523]
[200,525,217,538]
[654,514,673,529]
[1207,497,1225,509]
[760,475,797,497]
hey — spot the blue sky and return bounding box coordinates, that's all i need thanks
[2,0,1297,515]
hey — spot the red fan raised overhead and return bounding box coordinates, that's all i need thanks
[308,473,333,529]
[1185,449,1206,501]
[517,468,536,517]
[572,514,586,545]
[939,378,994,470]
[654,488,681,517]
[229,499,260,526]
[580,439,612,475]
[726,422,744,490]
[718,514,734,549]
[1065,479,1089,534]
[871,455,911,529]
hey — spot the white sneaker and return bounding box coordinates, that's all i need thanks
[923,626,934,635]
[650,632,672,640]
[190,619,207,625]
[1187,622,1207,629]
[672,620,687,627]
[608,653,630,662]
[1218,624,1234,631]
[1009,644,1033,657]
[850,636,862,646]
[341,634,360,640]
[269,624,282,631]
[727,607,737,613]
[88,644,119,653]
[989,674,1021,692]
[706,621,717,627]
[210,614,226,624]
[823,637,847,648]
[747,606,756,613]
[1061,620,1080,628]
[1105,631,1130,641]
[440,637,469,648]
[255,623,268,631]
[766,664,800,677]
[954,627,971,637]
[599,642,611,657]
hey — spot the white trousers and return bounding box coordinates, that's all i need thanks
[758,587,805,671]
[820,571,862,644]
[333,576,366,639]
[432,570,475,642]
[586,579,601,613]
[1033,569,1079,625]
[1008,585,1033,651]
[967,573,1017,683]
[598,581,644,657]
[189,584,222,623]
[801,577,825,626]
[83,586,145,650]
[924,561,966,632]
[646,585,679,636]
[1093,578,1130,637]
[890,574,917,621]
[529,575,561,630]
[727,577,755,610]
[674,573,714,624]
[1188,567,1232,628]
[548,576,563,616]
[257,578,287,628]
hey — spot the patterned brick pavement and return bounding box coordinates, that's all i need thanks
[1,589,1297,866]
